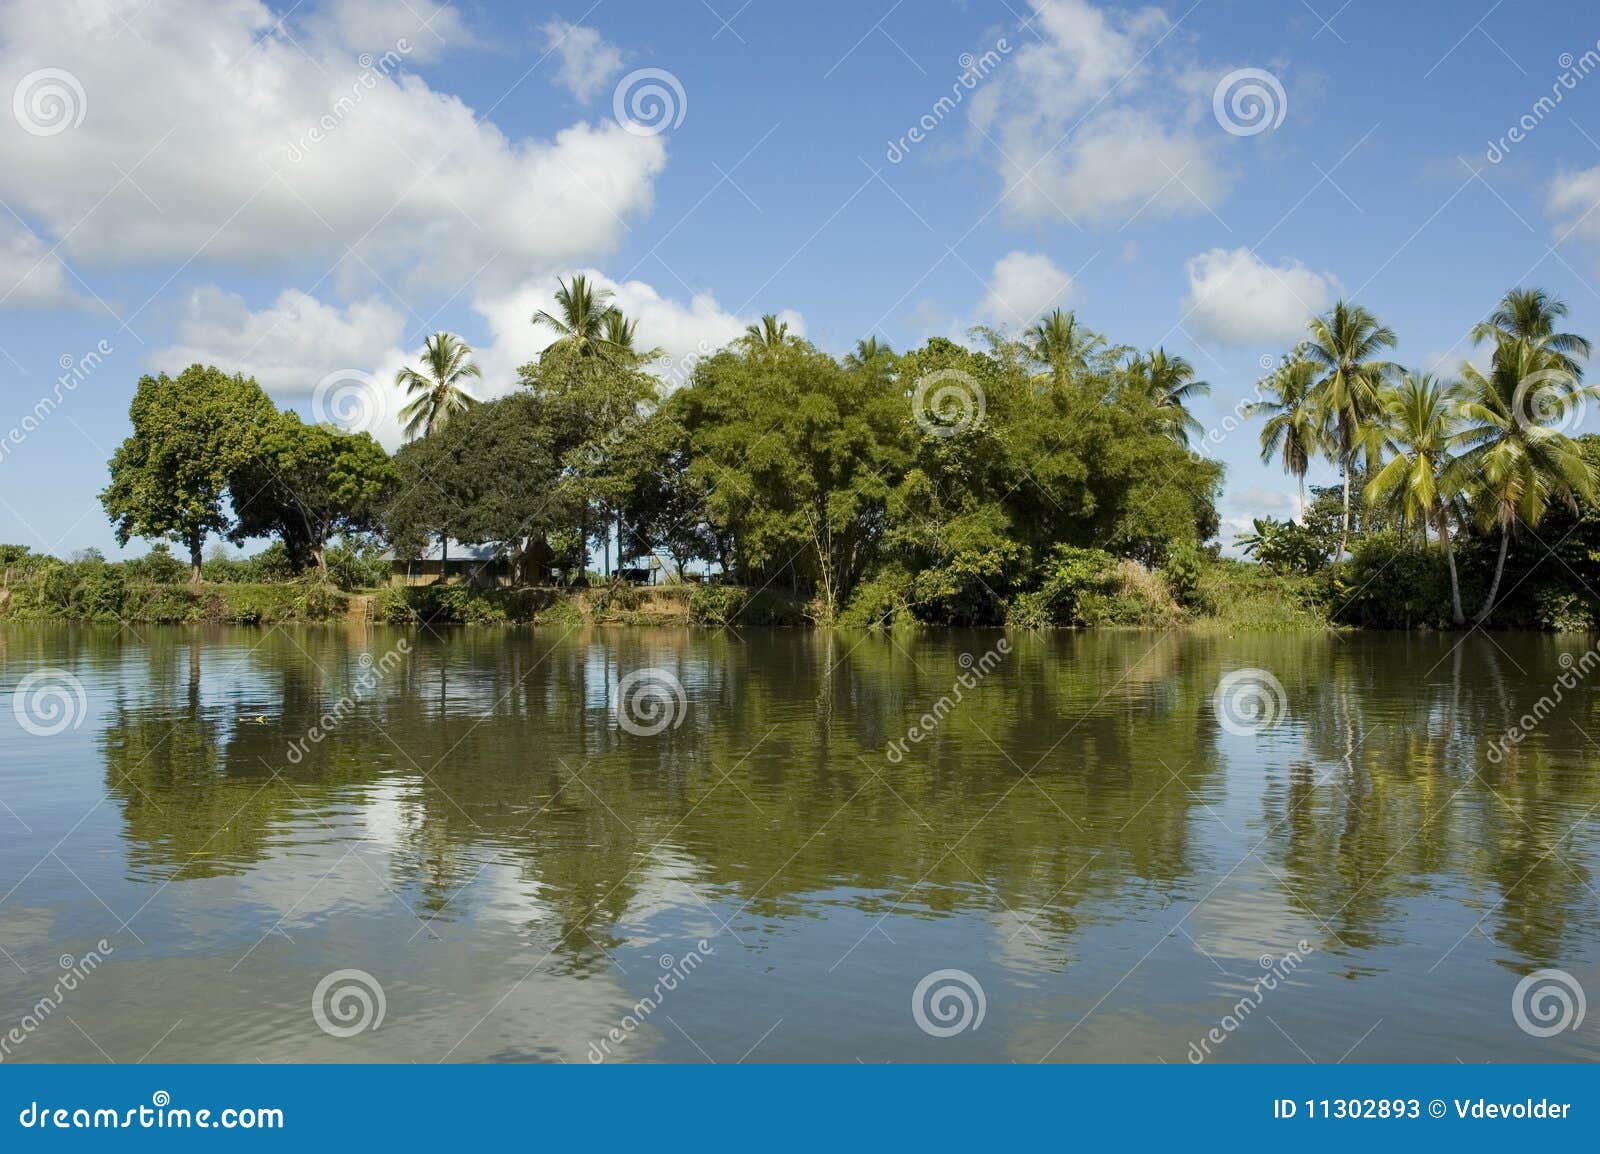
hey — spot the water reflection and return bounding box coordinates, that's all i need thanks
[0,624,1598,1062]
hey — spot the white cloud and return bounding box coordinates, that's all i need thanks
[150,286,406,391]
[1548,167,1600,242]
[0,220,87,309]
[1182,247,1339,347]
[306,0,467,63]
[541,19,626,103]
[969,0,1232,226]
[977,251,1073,325]
[0,0,665,294]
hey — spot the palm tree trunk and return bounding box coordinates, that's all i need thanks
[1337,465,1351,562]
[1438,506,1463,626]
[1475,523,1511,624]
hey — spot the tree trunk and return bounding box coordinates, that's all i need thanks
[188,529,203,586]
[1438,506,1463,626]
[1337,464,1351,563]
[1475,523,1510,624]
[439,536,448,586]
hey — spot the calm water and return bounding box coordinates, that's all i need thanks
[2,623,1598,1064]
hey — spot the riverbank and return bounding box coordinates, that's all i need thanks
[0,559,1334,630]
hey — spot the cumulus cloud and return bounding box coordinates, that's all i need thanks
[977,251,1073,325]
[1182,247,1339,347]
[968,0,1233,226]
[305,0,468,63]
[542,19,627,103]
[1548,167,1600,242]
[0,220,87,309]
[150,286,406,391]
[0,0,665,294]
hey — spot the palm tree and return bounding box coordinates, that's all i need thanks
[395,332,480,440]
[1024,308,1104,383]
[1363,371,1466,624]
[533,274,621,358]
[1125,347,1209,445]
[846,336,893,367]
[1302,301,1399,560]
[1471,288,1591,377]
[742,313,790,351]
[1247,357,1323,509]
[1452,339,1598,622]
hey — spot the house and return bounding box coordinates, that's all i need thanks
[384,540,515,588]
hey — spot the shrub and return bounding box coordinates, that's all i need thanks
[1331,533,1453,629]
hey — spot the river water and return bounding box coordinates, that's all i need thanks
[1,624,1597,1063]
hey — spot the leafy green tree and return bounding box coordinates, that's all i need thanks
[101,365,278,583]
[386,392,570,583]
[1364,372,1465,623]
[1302,301,1399,560]
[229,413,395,576]
[1453,339,1598,622]
[675,337,908,619]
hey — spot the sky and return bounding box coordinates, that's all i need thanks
[4,0,1600,557]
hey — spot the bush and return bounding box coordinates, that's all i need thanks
[689,584,748,626]
[1331,533,1454,629]
[1007,546,1178,627]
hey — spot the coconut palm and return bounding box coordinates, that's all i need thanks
[1247,357,1324,508]
[742,313,791,351]
[533,274,620,358]
[1124,347,1210,445]
[599,309,665,366]
[1302,301,1400,560]
[395,332,480,440]
[846,336,893,367]
[1452,339,1599,622]
[1363,371,1466,624]
[1024,308,1105,384]
[1470,287,1591,377]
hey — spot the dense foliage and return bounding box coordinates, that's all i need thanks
[15,279,1600,631]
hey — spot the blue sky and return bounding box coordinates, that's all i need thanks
[3,0,1600,557]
